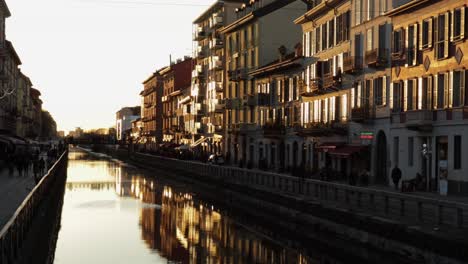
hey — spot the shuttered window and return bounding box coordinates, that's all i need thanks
[421,18,433,49]
[392,28,405,55]
[451,6,465,41]
[435,12,450,59]
[422,76,433,110]
[407,24,418,66]
[453,70,466,107]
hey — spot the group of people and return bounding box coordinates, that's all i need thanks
[3,142,65,185]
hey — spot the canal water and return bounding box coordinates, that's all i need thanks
[50,149,368,264]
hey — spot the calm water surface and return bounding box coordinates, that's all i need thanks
[52,150,321,264]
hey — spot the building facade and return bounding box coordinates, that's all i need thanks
[189,0,244,152]
[141,72,163,149]
[116,106,140,142]
[222,0,308,167]
[388,0,468,194]
[160,57,194,144]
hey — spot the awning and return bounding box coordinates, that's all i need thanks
[316,142,345,151]
[328,145,368,157]
[0,135,27,145]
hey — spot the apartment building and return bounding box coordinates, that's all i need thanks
[116,106,140,142]
[248,44,304,171]
[0,41,21,134]
[293,0,355,178]
[16,72,33,138]
[388,0,468,195]
[189,0,242,153]
[160,57,193,144]
[29,88,42,138]
[141,71,163,149]
[222,0,307,166]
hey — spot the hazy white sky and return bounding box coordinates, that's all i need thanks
[6,0,214,132]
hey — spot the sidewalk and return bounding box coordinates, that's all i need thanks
[0,153,51,228]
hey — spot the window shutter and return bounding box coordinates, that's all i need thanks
[444,12,450,58]
[413,24,418,65]
[427,76,433,109]
[351,87,355,108]
[405,26,409,60]
[433,74,438,109]
[461,6,465,39]
[383,76,387,105]
[434,16,438,58]
[389,82,394,109]
[461,70,466,106]
[418,77,423,109]
[449,71,453,108]
[419,21,423,50]
[451,10,455,42]
[404,80,408,111]
[311,29,316,55]
[428,18,433,48]
[357,82,362,108]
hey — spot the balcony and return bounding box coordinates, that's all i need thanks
[197,48,208,59]
[262,122,285,138]
[365,49,389,67]
[294,122,348,137]
[193,29,207,41]
[209,38,223,50]
[210,15,223,28]
[215,102,225,113]
[322,74,337,89]
[228,69,247,82]
[351,107,375,123]
[232,123,257,134]
[343,56,363,74]
[225,98,241,109]
[404,110,434,130]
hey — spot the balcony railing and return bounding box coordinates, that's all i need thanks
[351,106,374,122]
[193,29,207,41]
[294,121,348,136]
[228,69,247,82]
[262,122,285,137]
[210,15,223,28]
[404,109,434,130]
[343,56,363,73]
[365,48,389,67]
[209,38,223,50]
[232,123,257,133]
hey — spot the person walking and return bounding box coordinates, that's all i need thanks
[33,159,40,184]
[16,156,24,177]
[39,157,46,175]
[391,165,402,191]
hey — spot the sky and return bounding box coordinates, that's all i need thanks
[6,0,215,132]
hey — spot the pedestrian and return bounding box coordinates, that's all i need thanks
[16,156,23,177]
[7,154,14,176]
[33,159,40,184]
[391,165,402,191]
[39,157,46,175]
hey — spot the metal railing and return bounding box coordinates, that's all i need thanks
[0,150,68,263]
[132,152,468,230]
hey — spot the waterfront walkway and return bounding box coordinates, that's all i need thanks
[0,153,51,227]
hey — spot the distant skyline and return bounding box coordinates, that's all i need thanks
[6,0,215,132]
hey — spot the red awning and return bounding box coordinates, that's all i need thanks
[328,145,367,157]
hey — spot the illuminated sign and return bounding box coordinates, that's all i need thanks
[360,132,374,140]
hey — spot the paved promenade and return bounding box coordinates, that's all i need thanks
[0,154,51,228]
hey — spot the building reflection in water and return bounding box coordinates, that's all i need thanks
[65,150,329,264]
[126,179,315,263]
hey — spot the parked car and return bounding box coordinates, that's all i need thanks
[208,154,225,165]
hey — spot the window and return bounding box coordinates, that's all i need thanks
[421,76,433,110]
[408,137,414,167]
[394,137,399,166]
[421,18,433,49]
[393,81,403,111]
[374,77,385,106]
[311,30,315,55]
[451,7,465,41]
[343,11,350,41]
[316,26,321,52]
[379,0,387,15]
[392,28,404,55]
[436,73,449,108]
[407,79,416,110]
[322,23,328,51]
[367,0,375,21]
[435,12,450,59]
[367,28,373,51]
[355,0,362,25]
[407,24,418,66]
[329,19,335,48]
[454,135,462,170]
[453,70,466,107]
[336,14,343,44]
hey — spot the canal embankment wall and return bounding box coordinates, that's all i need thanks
[97,146,468,263]
[0,151,68,264]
